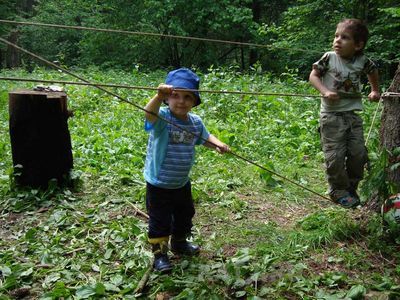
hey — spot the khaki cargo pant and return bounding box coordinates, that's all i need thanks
[319,111,368,201]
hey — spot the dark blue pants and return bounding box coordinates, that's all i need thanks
[146,181,195,239]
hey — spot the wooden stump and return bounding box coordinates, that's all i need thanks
[9,89,73,188]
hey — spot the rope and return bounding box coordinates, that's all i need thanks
[2,20,399,64]
[0,76,321,98]
[382,92,400,97]
[0,37,331,202]
[0,19,322,54]
[0,76,381,101]
[365,98,382,146]
[364,91,399,146]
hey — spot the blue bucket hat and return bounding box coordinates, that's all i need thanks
[165,68,201,106]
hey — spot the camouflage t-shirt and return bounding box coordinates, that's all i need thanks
[313,51,377,112]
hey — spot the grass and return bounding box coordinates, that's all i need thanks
[0,67,399,299]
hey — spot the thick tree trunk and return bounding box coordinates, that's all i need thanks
[380,63,400,189]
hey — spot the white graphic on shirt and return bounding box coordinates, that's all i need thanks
[332,69,360,93]
[170,130,194,144]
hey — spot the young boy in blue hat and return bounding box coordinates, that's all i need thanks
[144,67,230,272]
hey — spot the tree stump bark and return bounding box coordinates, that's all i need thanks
[380,63,400,190]
[9,90,73,188]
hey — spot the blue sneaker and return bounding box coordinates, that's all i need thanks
[335,194,360,209]
[152,243,172,273]
[153,254,172,273]
[171,237,200,256]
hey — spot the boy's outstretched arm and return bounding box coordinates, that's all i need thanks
[309,68,339,100]
[367,69,380,101]
[204,134,230,154]
[144,84,173,124]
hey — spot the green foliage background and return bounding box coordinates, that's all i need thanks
[0,0,399,298]
[0,0,399,80]
[0,67,398,299]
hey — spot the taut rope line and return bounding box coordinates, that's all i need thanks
[3,77,390,100]
[364,92,399,146]
[0,19,321,54]
[365,98,382,146]
[0,76,321,98]
[2,19,399,66]
[0,37,331,202]
[3,20,399,64]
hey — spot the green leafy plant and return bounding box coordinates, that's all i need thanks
[0,68,399,299]
[362,147,400,202]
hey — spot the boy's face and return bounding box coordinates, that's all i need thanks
[332,27,364,59]
[165,90,196,120]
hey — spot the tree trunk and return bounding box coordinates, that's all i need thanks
[240,46,245,70]
[3,0,36,68]
[249,0,261,66]
[6,30,20,68]
[21,0,36,12]
[0,48,3,69]
[352,0,368,20]
[380,63,400,190]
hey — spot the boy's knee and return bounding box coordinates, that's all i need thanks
[348,145,368,163]
[324,149,345,172]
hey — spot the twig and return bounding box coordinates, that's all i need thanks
[130,179,146,186]
[122,198,149,219]
[133,262,153,296]
[350,237,397,269]
[65,247,86,255]
[36,264,53,268]
[378,249,397,267]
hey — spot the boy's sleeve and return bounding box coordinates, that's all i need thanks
[363,57,378,74]
[144,108,167,132]
[195,119,210,145]
[312,52,330,76]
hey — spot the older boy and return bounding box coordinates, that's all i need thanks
[144,68,229,272]
[309,19,380,208]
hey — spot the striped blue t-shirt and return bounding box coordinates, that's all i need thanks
[144,107,210,189]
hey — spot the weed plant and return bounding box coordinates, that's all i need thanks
[0,68,399,299]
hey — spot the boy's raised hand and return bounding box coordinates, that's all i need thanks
[368,90,381,102]
[144,84,173,123]
[157,84,173,100]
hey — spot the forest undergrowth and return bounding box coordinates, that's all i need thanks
[0,68,399,299]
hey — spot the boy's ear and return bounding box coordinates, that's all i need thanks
[355,41,365,52]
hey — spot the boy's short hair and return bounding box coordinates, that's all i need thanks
[337,19,369,53]
[165,68,201,106]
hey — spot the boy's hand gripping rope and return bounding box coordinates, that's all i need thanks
[0,37,331,201]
